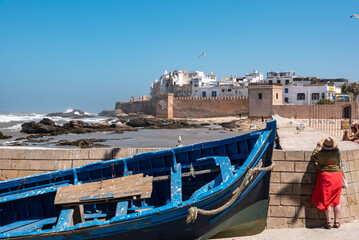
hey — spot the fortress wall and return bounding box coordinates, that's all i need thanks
[173,97,248,118]
[115,100,155,115]
[272,102,359,119]
[1,147,358,229]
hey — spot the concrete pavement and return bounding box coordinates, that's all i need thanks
[230,221,359,240]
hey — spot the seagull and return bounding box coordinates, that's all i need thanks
[199,52,206,58]
[176,136,183,147]
[287,117,294,125]
[296,123,302,134]
[300,120,306,130]
[350,14,359,18]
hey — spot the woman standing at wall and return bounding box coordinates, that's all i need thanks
[311,137,342,229]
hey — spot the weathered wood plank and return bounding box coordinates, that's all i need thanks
[54,174,153,205]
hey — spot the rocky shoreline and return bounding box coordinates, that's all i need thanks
[3,113,270,148]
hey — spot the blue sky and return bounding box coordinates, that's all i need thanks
[0,0,358,113]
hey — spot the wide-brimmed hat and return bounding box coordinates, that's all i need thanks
[320,137,338,150]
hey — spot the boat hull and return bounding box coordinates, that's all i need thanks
[13,164,271,240]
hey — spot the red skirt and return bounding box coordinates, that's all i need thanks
[311,171,342,210]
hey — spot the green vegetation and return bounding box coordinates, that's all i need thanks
[341,83,359,99]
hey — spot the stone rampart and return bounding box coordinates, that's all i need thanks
[116,96,248,118]
[115,100,155,115]
[1,147,358,229]
[173,96,248,118]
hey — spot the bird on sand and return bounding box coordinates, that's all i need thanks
[199,52,206,58]
[287,117,294,125]
[350,14,359,18]
[296,123,302,134]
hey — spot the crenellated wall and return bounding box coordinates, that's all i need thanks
[115,100,156,115]
[173,96,248,118]
[1,147,358,229]
[116,95,248,118]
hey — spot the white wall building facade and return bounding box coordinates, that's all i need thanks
[265,71,296,86]
[282,84,341,105]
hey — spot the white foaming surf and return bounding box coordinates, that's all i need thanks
[0,113,46,123]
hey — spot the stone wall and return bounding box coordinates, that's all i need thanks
[116,95,248,118]
[115,100,155,115]
[268,149,359,228]
[173,96,248,118]
[0,147,162,179]
[1,147,358,229]
[272,102,359,119]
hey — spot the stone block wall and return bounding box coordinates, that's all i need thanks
[115,100,155,115]
[268,149,359,228]
[0,147,163,180]
[116,95,248,118]
[173,96,248,118]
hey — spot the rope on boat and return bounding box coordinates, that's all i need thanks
[185,161,275,224]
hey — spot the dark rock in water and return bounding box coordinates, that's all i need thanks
[0,131,12,139]
[21,121,65,135]
[46,109,93,119]
[219,121,241,129]
[20,118,137,136]
[39,118,56,126]
[57,139,108,148]
[124,118,197,129]
[98,110,125,117]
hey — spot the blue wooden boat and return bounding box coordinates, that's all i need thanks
[0,120,276,239]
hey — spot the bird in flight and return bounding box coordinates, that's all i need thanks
[350,14,359,18]
[199,52,206,58]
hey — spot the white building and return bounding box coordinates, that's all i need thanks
[265,71,296,86]
[282,84,341,105]
[244,70,264,83]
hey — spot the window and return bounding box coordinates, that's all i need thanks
[285,97,289,103]
[183,91,186,95]
[228,89,232,92]
[285,88,288,93]
[188,90,192,95]
[276,93,279,99]
[297,93,305,100]
[258,93,262,99]
[277,80,281,84]
[322,93,325,99]
[194,84,198,87]
[285,80,289,85]
[312,93,320,100]
[212,91,217,97]
[202,91,206,97]
[177,91,180,96]
[222,89,225,92]
[269,80,273,85]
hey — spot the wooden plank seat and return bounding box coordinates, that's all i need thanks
[0,217,57,234]
[54,174,153,206]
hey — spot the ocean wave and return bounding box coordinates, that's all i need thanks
[4,123,23,131]
[0,113,46,123]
